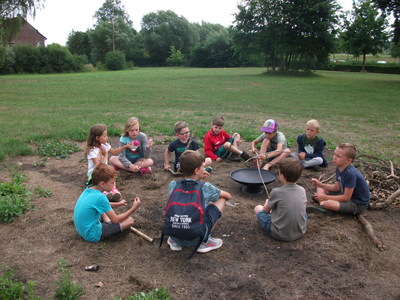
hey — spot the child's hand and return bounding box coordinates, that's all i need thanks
[147,138,153,148]
[129,164,140,172]
[298,152,306,160]
[164,163,171,171]
[132,197,141,208]
[216,157,223,162]
[202,170,211,178]
[117,199,127,206]
[310,178,320,187]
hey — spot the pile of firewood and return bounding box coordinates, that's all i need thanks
[356,157,400,210]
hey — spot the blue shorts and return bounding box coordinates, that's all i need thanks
[100,221,122,240]
[256,211,272,236]
[214,137,234,159]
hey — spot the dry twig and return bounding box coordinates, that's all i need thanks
[356,214,386,251]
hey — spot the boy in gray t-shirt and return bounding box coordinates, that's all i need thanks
[254,157,307,241]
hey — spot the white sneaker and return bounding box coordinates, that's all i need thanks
[167,237,182,251]
[196,237,223,253]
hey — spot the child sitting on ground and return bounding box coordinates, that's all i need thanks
[294,119,327,170]
[164,121,212,173]
[311,143,370,215]
[73,164,141,242]
[84,124,131,200]
[203,116,250,162]
[251,119,290,170]
[254,157,307,241]
[109,117,153,174]
[165,150,232,253]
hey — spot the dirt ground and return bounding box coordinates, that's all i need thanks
[0,139,399,299]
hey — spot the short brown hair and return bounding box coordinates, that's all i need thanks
[212,116,225,127]
[338,143,357,160]
[179,150,205,176]
[174,121,188,133]
[278,157,302,183]
[92,164,116,185]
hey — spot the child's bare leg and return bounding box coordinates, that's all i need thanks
[320,200,340,211]
[101,213,111,222]
[223,142,241,155]
[205,157,212,167]
[231,133,241,147]
[129,158,154,172]
[254,205,264,214]
[109,156,125,169]
[262,149,290,170]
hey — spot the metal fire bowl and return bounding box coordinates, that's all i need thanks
[230,168,277,195]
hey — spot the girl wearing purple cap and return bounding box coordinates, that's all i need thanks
[250,119,291,170]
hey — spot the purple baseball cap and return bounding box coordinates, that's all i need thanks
[261,119,278,133]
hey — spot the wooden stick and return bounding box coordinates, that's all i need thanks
[130,227,154,243]
[356,214,386,251]
[387,160,399,179]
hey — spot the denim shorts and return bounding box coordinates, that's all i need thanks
[100,221,122,240]
[214,137,234,159]
[256,211,272,236]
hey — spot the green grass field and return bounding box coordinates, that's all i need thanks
[0,68,399,163]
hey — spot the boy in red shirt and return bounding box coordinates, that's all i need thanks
[204,116,250,162]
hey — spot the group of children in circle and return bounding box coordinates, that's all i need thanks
[74,115,370,253]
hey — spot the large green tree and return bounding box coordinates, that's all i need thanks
[140,10,195,66]
[67,30,92,62]
[233,0,339,71]
[343,0,388,70]
[91,0,139,64]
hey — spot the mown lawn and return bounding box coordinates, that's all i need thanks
[0,68,399,163]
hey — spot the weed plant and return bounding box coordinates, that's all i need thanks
[36,140,81,159]
[0,267,41,299]
[124,288,172,300]
[54,258,85,300]
[0,174,33,223]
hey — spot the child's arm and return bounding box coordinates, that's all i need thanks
[263,201,272,213]
[250,138,259,153]
[203,135,218,161]
[109,199,127,208]
[109,144,131,156]
[105,197,141,223]
[219,190,232,201]
[164,148,172,170]
[267,142,284,158]
[311,178,340,192]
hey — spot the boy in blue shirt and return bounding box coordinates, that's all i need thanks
[166,150,232,253]
[311,143,370,215]
[73,164,141,242]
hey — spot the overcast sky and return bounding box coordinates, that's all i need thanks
[28,0,353,46]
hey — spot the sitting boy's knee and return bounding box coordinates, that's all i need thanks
[224,142,232,149]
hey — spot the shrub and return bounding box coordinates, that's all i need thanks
[0,267,41,299]
[104,51,126,70]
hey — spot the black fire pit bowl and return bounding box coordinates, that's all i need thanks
[230,168,277,195]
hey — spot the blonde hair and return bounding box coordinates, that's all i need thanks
[338,143,357,160]
[123,117,140,136]
[306,119,320,131]
[84,124,107,157]
[174,121,188,133]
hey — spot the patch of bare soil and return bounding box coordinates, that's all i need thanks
[0,140,399,299]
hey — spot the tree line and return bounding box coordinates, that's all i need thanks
[1,0,399,73]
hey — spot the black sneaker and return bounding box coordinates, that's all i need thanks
[306,206,327,213]
[240,151,251,161]
[229,154,241,161]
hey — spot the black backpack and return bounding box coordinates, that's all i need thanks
[160,179,206,258]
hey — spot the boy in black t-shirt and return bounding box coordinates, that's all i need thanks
[164,121,212,173]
